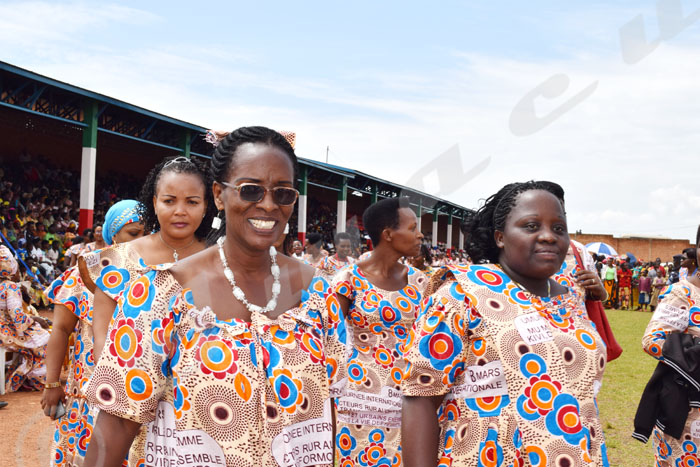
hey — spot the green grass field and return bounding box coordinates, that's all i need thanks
[598,309,656,466]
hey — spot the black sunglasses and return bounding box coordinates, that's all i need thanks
[220,182,299,206]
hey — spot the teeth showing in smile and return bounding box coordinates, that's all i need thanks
[249,219,276,230]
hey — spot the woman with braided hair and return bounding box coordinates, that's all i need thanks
[82,156,215,365]
[85,126,346,466]
[402,181,609,467]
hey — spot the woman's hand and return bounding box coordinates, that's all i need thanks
[34,316,51,329]
[41,386,66,419]
[574,268,607,301]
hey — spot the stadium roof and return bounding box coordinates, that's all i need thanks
[0,60,470,218]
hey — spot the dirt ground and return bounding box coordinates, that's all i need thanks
[1,308,56,467]
[0,390,55,466]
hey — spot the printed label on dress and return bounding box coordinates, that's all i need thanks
[451,360,509,399]
[593,380,602,397]
[335,385,403,428]
[144,401,226,467]
[652,303,688,331]
[272,398,334,467]
[515,313,554,345]
[84,253,99,268]
[691,420,700,439]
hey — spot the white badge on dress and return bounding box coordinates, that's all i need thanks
[84,253,99,268]
[652,302,688,331]
[691,420,700,439]
[515,312,554,345]
[451,360,509,399]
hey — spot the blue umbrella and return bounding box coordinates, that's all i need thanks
[585,242,618,257]
[625,252,637,265]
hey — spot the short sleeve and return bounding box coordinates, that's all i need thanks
[86,269,177,424]
[332,267,357,301]
[46,267,92,321]
[642,282,693,359]
[402,283,469,397]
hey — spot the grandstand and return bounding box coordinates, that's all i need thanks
[0,60,471,250]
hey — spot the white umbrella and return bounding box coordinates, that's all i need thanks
[585,242,618,257]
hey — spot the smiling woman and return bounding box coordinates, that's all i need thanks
[401,181,610,467]
[83,127,346,467]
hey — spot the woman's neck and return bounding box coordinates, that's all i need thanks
[222,237,272,275]
[363,246,404,275]
[498,261,550,297]
[157,230,197,250]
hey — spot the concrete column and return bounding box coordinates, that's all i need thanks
[336,176,347,233]
[446,212,453,251]
[432,208,439,247]
[297,166,307,244]
[416,198,422,233]
[79,100,98,231]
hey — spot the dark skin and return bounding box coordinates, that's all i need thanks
[402,190,572,466]
[336,238,352,261]
[85,143,317,467]
[87,172,207,363]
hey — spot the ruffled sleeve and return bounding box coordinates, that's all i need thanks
[642,281,695,359]
[402,280,470,397]
[86,269,179,424]
[332,266,358,301]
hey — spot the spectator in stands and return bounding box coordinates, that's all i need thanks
[290,239,304,259]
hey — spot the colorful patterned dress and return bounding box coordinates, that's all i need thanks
[319,255,355,276]
[45,267,97,466]
[642,279,700,466]
[81,243,150,306]
[402,263,609,466]
[87,269,346,466]
[0,280,49,391]
[331,264,427,466]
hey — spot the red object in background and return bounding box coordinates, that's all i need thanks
[79,209,93,232]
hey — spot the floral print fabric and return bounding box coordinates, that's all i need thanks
[45,267,98,466]
[331,264,427,466]
[0,280,48,392]
[81,242,150,302]
[642,280,700,466]
[402,263,609,466]
[87,268,346,466]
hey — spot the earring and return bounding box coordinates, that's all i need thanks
[211,211,223,230]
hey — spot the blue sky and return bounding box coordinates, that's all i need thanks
[2,0,700,242]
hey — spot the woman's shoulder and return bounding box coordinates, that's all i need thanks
[117,268,183,321]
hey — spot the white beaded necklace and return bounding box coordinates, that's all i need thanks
[217,236,281,314]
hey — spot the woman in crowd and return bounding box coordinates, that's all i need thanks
[410,243,435,278]
[0,245,51,392]
[650,268,667,312]
[303,232,327,268]
[640,225,700,466]
[41,199,144,466]
[618,262,633,310]
[82,156,214,362]
[679,247,697,281]
[332,196,427,466]
[84,127,345,466]
[402,181,609,466]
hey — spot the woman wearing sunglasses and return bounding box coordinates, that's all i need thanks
[81,156,214,364]
[85,127,346,466]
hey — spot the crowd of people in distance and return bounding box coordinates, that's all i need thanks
[594,251,697,311]
[1,128,699,467]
